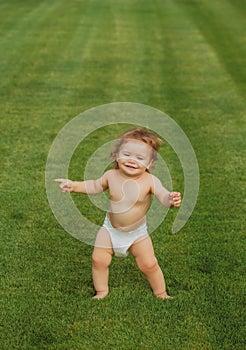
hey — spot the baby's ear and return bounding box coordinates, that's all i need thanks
[110,150,117,161]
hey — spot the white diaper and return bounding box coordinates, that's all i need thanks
[103,216,148,258]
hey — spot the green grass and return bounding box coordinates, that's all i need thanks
[0,0,245,349]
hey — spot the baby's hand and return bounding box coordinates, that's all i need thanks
[169,192,181,207]
[54,178,74,192]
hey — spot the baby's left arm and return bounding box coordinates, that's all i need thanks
[150,175,181,208]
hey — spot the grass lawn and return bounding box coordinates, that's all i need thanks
[0,0,245,349]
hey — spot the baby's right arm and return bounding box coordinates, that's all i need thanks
[54,171,109,194]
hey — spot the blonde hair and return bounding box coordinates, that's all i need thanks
[111,127,163,170]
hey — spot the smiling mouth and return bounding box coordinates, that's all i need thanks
[125,164,137,169]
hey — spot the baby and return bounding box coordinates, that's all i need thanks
[55,128,181,299]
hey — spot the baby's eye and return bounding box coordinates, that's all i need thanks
[123,152,130,156]
[137,156,144,160]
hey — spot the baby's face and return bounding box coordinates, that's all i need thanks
[117,139,153,176]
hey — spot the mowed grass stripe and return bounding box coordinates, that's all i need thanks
[0,1,120,109]
[0,1,84,173]
[55,1,119,105]
[108,1,159,102]
[173,0,246,96]
[0,1,64,86]
[0,1,46,35]
[99,1,197,105]
[0,1,109,160]
[0,1,90,92]
[128,2,245,347]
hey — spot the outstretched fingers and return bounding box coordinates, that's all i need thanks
[54,178,73,192]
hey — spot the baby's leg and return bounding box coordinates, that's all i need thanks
[130,236,172,299]
[92,227,113,299]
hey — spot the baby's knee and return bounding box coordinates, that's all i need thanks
[138,257,159,273]
[92,249,112,268]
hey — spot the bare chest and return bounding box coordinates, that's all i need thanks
[108,177,150,204]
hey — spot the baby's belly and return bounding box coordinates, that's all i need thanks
[108,203,149,231]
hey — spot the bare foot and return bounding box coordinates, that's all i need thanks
[155,291,173,299]
[92,291,108,300]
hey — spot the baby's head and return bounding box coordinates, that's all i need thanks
[111,128,163,173]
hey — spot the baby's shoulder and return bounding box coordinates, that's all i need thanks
[145,173,161,189]
[103,169,118,179]
[140,172,155,187]
[145,172,157,183]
